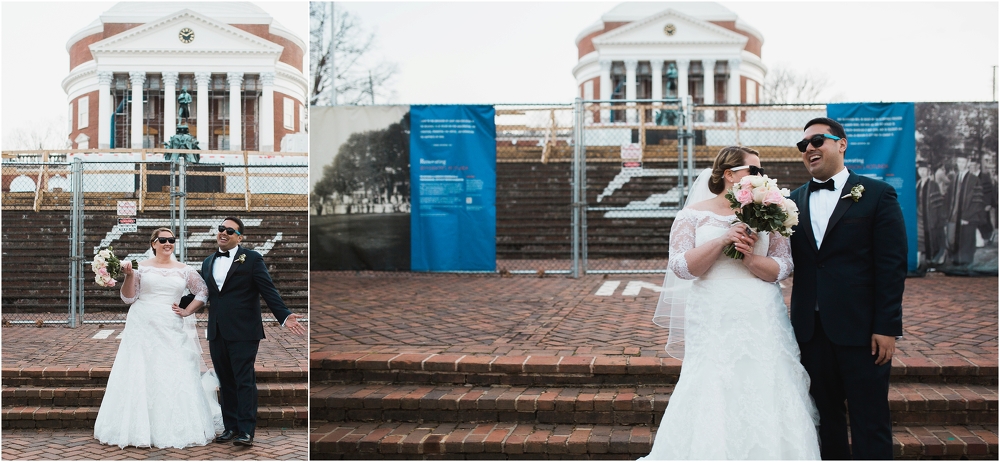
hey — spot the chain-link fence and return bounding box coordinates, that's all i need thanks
[574,101,826,274]
[1,149,308,325]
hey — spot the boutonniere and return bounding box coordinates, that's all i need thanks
[236,254,246,264]
[841,184,865,202]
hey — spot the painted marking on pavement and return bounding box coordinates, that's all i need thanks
[92,329,115,339]
[595,281,621,296]
[622,281,664,296]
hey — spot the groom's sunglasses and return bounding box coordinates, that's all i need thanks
[218,225,242,236]
[730,165,765,175]
[153,237,176,244]
[796,133,841,152]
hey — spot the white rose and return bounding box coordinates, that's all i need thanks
[780,188,791,197]
[749,176,765,188]
[99,249,111,259]
[782,211,799,228]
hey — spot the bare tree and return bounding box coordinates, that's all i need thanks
[310,3,397,106]
[2,118,72,151]
[760,66,833,104]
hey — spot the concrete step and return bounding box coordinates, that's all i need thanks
[1,404,306,429]
[309,421,999,460]
[309,383,997,427]
[2,366,307,387]
[2,382,308,407]
[310,352,999,387]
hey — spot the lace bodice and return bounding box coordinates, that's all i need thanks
[667,208,792,282]
[121,265,208,305]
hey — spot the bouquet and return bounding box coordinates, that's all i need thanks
[92,247,137,287]
[723,175,799,259]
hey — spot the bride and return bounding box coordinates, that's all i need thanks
[641,146,820,460]
[94,228,223,449]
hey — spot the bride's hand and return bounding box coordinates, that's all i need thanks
[722,224,750,246]
[122,260,133,277]
[734,231,759,262]
[171,303,189,317]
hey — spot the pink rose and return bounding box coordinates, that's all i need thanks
[735,188,754,206]
[99,267,109,277]
[763,189,784,205]
[107,278,116,287]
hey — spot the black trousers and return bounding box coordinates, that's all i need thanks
[209,336,260,436]
[800,312,893,460]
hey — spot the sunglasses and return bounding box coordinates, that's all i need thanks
[218,225,242,236]
[153,237,176,244]
[731,165,765,175]
[797,133,841,152]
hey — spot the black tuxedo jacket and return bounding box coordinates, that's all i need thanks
[789,171,907,346]
[202,247,293,342]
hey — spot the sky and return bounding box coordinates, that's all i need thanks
[331,1,999,105]
[1,1,997,146]
[0,1,308,147]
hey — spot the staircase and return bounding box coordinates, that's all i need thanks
[1,365,308,430]
[310,353,997,459]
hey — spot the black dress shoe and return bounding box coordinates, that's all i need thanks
[233,432,253,447]
[215,430,238,443]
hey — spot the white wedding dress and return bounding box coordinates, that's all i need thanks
[94,265,224,449]
[642,209,820,460]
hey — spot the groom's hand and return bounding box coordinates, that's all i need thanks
[284,313,306,336]
[871,334,896,366]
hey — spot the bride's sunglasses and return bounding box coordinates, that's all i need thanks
[796,133,841,152]
[730,165,765,175]
[153,237,176,244]
[218,225,242,236]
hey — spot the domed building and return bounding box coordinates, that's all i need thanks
[62,2,307,152]
[573,2,765,121]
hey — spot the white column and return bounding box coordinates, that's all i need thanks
[128,71,145,150]
[650,59,663,107]
[260,72,276,152]
[195,72,211,149]
[728,58,742,104]
[599,59,612,123]
[97,71,113,148]
[702,59,715,122]
[227,72,243,152]
[676,59,690,102]
[162,72,178,141]
[624,59,637,123]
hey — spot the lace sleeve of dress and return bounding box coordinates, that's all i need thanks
[767,232,794,281]
[185,266,209,303]
[667,210,699,280]
[120,268,141,304]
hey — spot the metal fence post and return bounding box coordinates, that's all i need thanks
[571,98,582,278]
[686,95,695,199]
[178,156,187,263]
[68,158,82,327]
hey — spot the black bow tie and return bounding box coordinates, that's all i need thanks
[215,250,231,259]
[809,179,836,193]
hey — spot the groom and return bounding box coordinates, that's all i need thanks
[201,217,305,447]
[789,118,907,459]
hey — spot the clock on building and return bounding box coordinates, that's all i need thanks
[178,27,195,43]
[663,24,676,36]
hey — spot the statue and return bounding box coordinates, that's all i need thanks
[164,124,200,163]
[177,88,192,121]
[656,63,681,126]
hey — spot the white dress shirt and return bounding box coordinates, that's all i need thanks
[212,246,238,290]
[809,168,850,249]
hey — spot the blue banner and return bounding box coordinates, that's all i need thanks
[827,103,917,272]
[410,105,497,271]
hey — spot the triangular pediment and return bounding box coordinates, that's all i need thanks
[593,8,747,46]
[89,9,282,56]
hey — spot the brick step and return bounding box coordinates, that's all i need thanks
[2,366,307,387]
[310,383,997,427]
[310,421,999,460]
[2,382,308,407]
[310,353,999,387]
[1,404,306,429]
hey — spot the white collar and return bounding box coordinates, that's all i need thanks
[217,245,240,256]
[812,168,850,190]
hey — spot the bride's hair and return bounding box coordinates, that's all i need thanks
[708,145,761,194]
[149,227,174,255]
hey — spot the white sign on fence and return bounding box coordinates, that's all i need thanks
[117,201,137,216]
[620,143,642,159]
[117,217,137,233]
